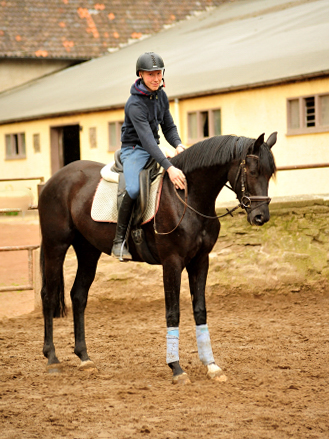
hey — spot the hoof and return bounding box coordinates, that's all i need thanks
[211,374,228,382]
[207,364,227,382]
[172,372,191,385]
[78,360,97,372]
[46,363,63,374]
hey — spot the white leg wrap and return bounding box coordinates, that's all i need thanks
[166,327,179,364]
[196,324,215,366]
[207,363,222,375]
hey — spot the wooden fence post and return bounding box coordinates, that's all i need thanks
[33,247,42,310]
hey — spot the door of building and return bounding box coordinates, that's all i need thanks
[50,124,81,175]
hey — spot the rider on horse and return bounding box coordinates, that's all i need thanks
[111,52,186,261]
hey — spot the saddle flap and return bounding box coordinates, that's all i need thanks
[134,158,161,225]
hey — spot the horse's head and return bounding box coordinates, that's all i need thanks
[228,132,277,226]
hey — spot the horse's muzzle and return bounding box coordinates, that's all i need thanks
[250,212,270,226]
[248,206,270,225]
[241,195,271,226]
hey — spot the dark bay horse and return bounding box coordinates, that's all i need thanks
[39,132,277,383]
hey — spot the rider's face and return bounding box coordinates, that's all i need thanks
[139,70,163,92]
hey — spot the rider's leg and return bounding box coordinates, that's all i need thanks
[111,190,135,260]
[111,145,150,261]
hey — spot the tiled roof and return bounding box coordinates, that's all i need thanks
[0,0,226,60]
[0,0,327,124]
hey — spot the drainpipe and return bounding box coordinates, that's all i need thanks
[174,98,181,133]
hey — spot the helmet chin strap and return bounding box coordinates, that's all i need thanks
[161,69,165,88]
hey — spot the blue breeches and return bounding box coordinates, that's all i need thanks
[120,145,151,200]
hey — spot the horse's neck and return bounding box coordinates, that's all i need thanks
[185,165,229,210]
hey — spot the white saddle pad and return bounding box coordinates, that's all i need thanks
[91,172,163,224]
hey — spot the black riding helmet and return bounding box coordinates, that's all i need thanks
[136,52,165,76]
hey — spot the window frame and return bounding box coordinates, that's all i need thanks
[108,121,123,152]
[5,132,26,160]
[187,108,221,144]
[33,133,41,153]
[89,127,97,149]
[287,93,329,135]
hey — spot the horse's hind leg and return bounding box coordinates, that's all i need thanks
[41,242,70,372]
[71,234,101,370]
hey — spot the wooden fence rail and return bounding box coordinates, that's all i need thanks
[0,245,40,293]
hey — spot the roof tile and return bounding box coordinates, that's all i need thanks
[0,0,227,59]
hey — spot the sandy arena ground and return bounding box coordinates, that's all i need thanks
[0,218,328,439]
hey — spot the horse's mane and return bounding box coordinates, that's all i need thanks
[170,135,276,175]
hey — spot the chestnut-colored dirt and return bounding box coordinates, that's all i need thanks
[0,219,328,439]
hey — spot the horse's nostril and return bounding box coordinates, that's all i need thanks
[254,215,264,225]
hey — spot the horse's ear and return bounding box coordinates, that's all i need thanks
[251,133,265,155]
[266,132,277,149]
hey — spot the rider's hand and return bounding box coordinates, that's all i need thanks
[175,144,186,155]
[167,165,186,190]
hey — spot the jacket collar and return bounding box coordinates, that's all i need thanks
[134,78,152,96]
[133,78,164,96]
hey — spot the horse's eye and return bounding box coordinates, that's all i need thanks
[249,170,258,177]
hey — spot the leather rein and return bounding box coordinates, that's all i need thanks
[154,151,271,236]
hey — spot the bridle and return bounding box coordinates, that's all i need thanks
[230,152,271,212]
[154,146,271,235]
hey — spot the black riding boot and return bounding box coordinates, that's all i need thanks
[111,191,135,261]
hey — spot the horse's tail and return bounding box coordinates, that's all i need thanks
[40,242,66,318]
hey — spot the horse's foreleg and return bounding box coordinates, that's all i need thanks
[71,240,101,370]
[163,259,191,385]
[187,254,227,382]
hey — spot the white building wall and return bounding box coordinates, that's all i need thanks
[1,76,329,207]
